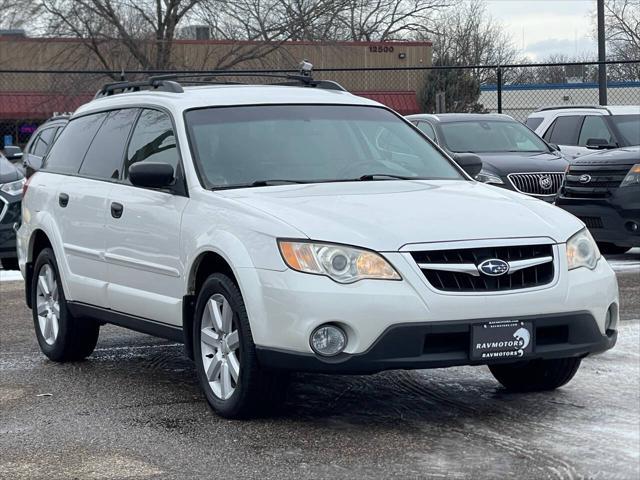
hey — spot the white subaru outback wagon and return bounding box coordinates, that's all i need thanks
[17,72,619,418]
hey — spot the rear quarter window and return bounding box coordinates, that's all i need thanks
[525,117,543,131]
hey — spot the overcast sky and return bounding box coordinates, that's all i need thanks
[484,0,597,60]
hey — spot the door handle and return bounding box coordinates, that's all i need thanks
[58,193,69,207]
[110,202,124,219]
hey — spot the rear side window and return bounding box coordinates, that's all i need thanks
[125,109,179,180]
[31,127,57,157]
[79,109,139,180]
[544,116,582,145]
[525,117,543,131]
[44,114,107,174]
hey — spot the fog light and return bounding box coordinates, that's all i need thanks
[310,325,347,356]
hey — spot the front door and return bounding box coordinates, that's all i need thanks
[104,109,188,325]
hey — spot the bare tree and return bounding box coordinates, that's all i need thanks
[605,0,640,60]
[0,0,40,29]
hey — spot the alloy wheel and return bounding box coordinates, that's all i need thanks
[36,264,60,345]
[200,293,240,400]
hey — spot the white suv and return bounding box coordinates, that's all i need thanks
[526,105,640,159]
[17,73,619,418]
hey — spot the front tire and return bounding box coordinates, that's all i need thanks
[193,273,288,419]
[489,357,582,392]
[32,248,100,361]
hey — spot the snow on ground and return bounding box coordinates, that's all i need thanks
[0,270,23,282]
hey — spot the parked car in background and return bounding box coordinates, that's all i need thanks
[406,113,568,201]
[526,105,640,159]
[17,73,619,419]
[0,152,24,270]
[556,146,640,255]
[22,115,69,177]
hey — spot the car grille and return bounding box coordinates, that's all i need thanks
[563,163,633,198]
[578,216,603,229]
[507,172,564,196]
[410,244,554,292]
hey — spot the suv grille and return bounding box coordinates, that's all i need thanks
[507,172,564,196]
[563,163,633,198]
[411,244,554,292]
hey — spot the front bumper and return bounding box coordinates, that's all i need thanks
[0,193,21,259]
[257,312,617,374]
[555,189,640,247]
[243,242,619,359]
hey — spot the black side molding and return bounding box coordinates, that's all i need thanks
[24,262,34,309]
[68,302,184,343]
[182,294,196,360]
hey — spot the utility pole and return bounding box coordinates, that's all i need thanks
[597,0,607,105]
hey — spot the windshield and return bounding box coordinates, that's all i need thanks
[439,120,550,153]
[611,115,640,146]
[185,105,463,188]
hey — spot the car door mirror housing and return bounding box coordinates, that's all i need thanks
[586,138,615,149]
[452,153,483,178]
[24,155,44,178]
[4,145,23,160]
[129,162,175,188]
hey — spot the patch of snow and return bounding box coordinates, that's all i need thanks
[0,270,23,282]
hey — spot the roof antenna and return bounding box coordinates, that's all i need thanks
[119,69,126,82]
[299,59,313,77]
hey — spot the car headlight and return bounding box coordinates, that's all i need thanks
[475,169,504,185]
[566,228,601,270]
[278,240,401,283]
[620,164,640,187]
[0,178,25,196]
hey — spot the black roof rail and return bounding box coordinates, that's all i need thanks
[94,79,184,98]
[535,105,610,113]
[94,61,346,99]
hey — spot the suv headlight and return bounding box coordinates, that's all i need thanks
[278,240,401,283]
[620,164,640,187]
[475,170,504,185]
[0,178,25,196]
[566,228,601,270]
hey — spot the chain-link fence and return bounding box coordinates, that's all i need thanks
[1,60,638,147]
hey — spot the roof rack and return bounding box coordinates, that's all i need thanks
[94,61,346,99]
[535,105,611,113]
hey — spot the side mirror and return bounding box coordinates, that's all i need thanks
[586,138,615,149]
[24,155,44,178]
[129,162,175,189]
[4,145,23,161]
[453,153,483,178]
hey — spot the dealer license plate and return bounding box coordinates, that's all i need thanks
[471,320,533,361]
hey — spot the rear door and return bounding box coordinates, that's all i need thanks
[104,108,189,325]
[41,112,113,306]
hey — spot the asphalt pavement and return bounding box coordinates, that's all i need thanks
[1,253,639,479]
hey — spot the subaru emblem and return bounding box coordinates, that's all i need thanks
[478,259,510,276]
[579,174,592,184]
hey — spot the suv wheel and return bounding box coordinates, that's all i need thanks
[597,243,631,255]
[489,357,581,392]
[32,248,100,361]
[194,273,288,418]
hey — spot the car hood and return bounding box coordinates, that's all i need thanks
[474,151,568,174]
[221,180,583,251]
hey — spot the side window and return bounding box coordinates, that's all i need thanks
[31,127,57,157]
[545,115,583,145]
[79,109,139,180]
[44,113,107,174]
[125,109,179,181]
[525,117,543,131]
[416,121,437,141]
[578,116,612,146]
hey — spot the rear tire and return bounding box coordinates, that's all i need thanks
[1,257,19,270]
[598,243,631,255]
[489,357,582,392]
[193,273,288,419]
[32,248,100,362]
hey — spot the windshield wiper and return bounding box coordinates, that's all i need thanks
[211,179,309,190]
[356,174,423,181]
